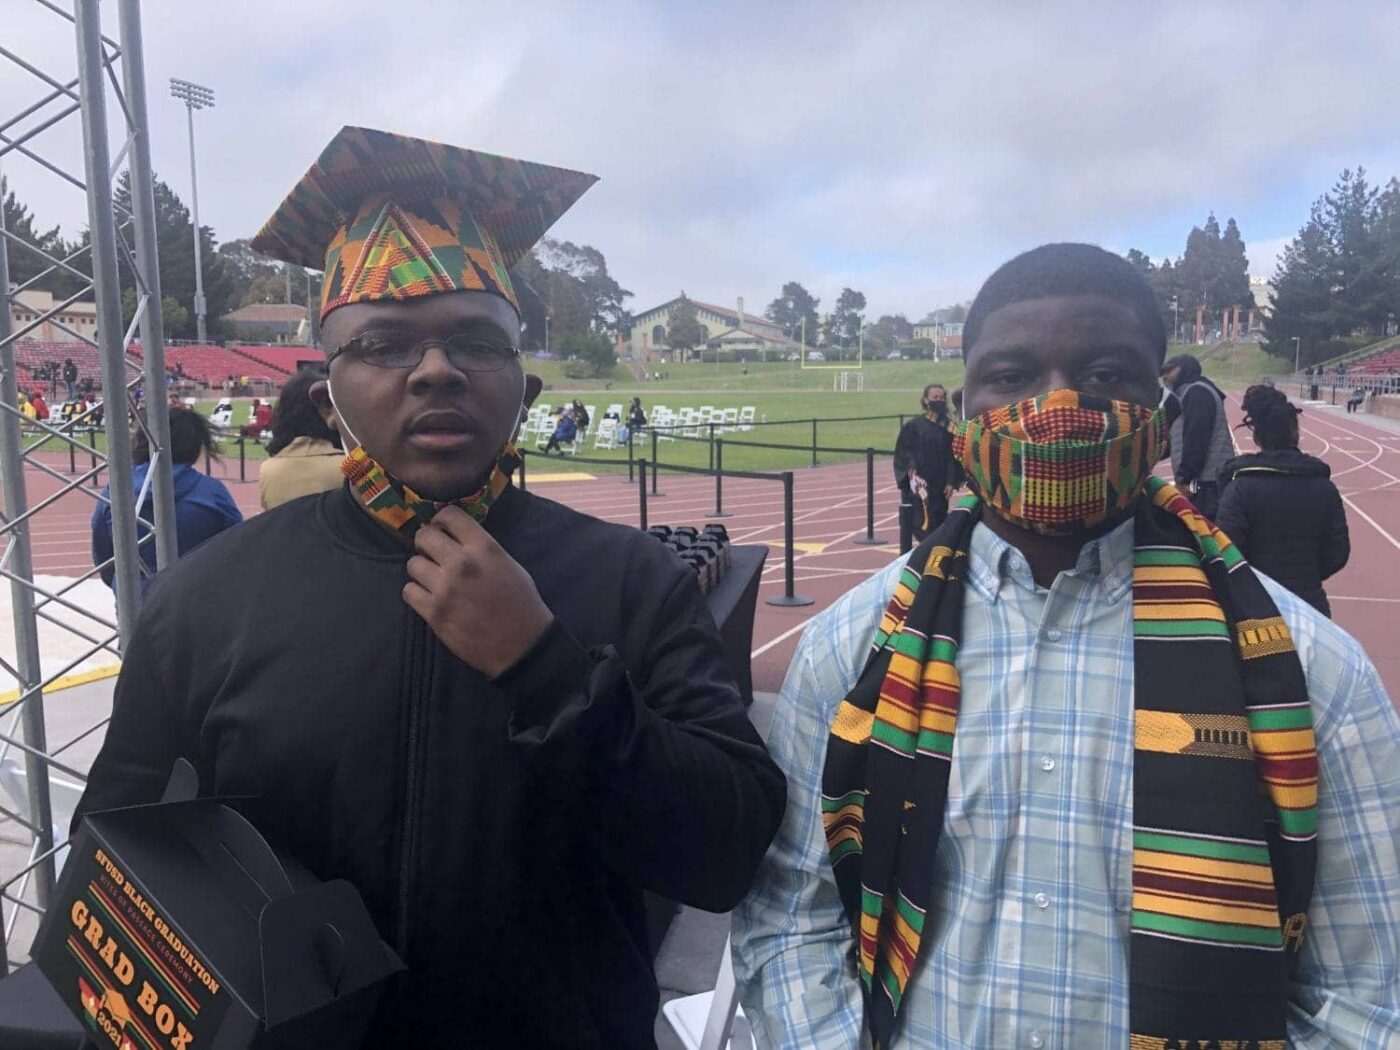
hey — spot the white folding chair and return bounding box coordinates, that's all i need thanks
[721,407,739,432]
[593,419,617,450]
[661,934,747,1050]
[738,406,756,431]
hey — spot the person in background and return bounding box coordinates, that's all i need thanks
[1346,386,1366,413]
[1160,352,1233,517]
[893,382,962,552]
[240,397,274,439]
[732,243,1399,1049]
[259,368,345,511]
[91,407,243,594]
[62,357,78,401]
[17,391,36,421]
[572,398,590,432]
[29,390,49,421]
[628,396,646,431]
[1216,385,1349,617]
[543,405,577,453]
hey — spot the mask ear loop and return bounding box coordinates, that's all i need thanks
[325,374,361,452]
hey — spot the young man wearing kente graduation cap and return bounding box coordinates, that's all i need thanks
[732,245,1400,1048]
[76,127,785,1047]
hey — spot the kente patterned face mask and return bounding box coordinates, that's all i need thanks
[952,388,1166,534]
[341,444,516,539]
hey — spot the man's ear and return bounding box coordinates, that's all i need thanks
[309,379,341,431]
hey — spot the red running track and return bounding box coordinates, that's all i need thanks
[7,404,1399,700]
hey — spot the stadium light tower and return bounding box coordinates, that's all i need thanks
[170,77,215,341]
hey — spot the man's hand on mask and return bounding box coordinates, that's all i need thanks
[403,506,554,679]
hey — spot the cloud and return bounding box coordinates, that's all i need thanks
[3,1,1398,319]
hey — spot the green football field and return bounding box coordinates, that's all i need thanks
[25,344,1288,477]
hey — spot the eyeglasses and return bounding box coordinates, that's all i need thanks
[327,332,521,373]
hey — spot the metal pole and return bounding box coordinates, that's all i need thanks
[765,472,813,607]
[708,421,715,472]
[185,102,207,342]
[238,435,246,482]
[0,163,57,908]
[119,0,178,571]
[650,427,660,495]
[638,459,648,531]
[811,418,818,467]
[711,438,731,518]
[626,427,634,484]
[853,447,884,545]
[77,0,143,638]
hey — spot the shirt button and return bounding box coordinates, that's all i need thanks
[1040,755,1056,772]
[1034,892,1050,909]
[1029,1031,1045,1049]
[1043,628,1063,642]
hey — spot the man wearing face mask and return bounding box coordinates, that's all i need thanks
[1160,352,1234,518]
[893,384,962,553]
[74,128,785,1048]
[732,243,1400,1049]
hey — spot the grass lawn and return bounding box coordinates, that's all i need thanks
[27,345,1293,479]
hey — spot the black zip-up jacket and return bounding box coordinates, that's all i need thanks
[1216,448,1350,615]
[893,414,961,494]
[75,483,786,1048]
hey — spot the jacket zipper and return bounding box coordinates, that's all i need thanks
[396,613,433,956]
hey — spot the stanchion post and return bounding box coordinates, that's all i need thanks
[69,435,76,475]
[708,421,716,472]
[811,418,818,467]
[238,436,246,482]
[88,426,98,472]
[766,471,814,607]
[853,447,885,545]
[638,458,649,531]
[204,443,213,476]
[626,427,635,483]
[650,427,660,495]
[711,438,732,518]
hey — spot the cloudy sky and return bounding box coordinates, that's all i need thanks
[4,1,1398,320]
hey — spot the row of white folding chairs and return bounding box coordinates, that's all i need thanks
[648,405,755,439]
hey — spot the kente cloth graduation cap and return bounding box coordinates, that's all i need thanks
[251,126,598,321]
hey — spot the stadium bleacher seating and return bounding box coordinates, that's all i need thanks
[228,345,320,376]
[1356,347,1400,374]
[12,340,317,390]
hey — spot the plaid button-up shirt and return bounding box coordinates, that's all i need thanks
[732,519,1400,1049]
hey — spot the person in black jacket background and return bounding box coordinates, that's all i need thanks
[1216,385,1349,616]
[893,383,963,552]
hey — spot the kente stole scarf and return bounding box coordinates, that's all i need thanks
[341,444,518,539]
[821,478,1317,1049]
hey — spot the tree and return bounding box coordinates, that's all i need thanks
[513,239,632,352]
[121,288,189,337]
[114,171,234,340]
[1,177,73,294]
[867,313,913,353]
[560,330,617,378]
[826,287,866,354]
[666,294,705,361]
[765,281,820,344]
[1125,248,1155,284]
[1265,167,1400,363]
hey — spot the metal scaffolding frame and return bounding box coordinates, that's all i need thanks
[0,0,177,972]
